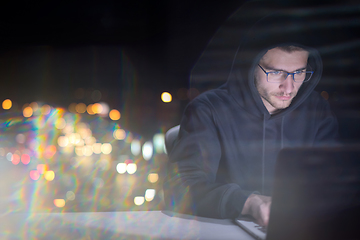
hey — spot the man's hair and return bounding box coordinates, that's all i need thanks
[277,45,306,53]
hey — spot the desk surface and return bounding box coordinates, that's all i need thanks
[0,211,254,239]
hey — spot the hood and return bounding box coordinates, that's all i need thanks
[189,1,355,120]
[228,10,324,119]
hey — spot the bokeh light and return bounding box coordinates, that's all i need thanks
[87,104,95,115]
[83,145,93,156]
[54,199,65,208]
[41,104,51,115]
[0,97,168,213]
[12,154,20,165]
[30,170,40,180]
[6,152,12,161]
[101,143,112,154]
[76,103,86,113]
[2,99,12,110]
[23,106,33,118]
[68,133,81,145]
[109,109,121,120]
[134,196,145,206]
[153,133,165,153]
[161,92,172,103]
[116,163,127,174]
[131,139,141,156]
[126,163,137,174]
[142,141,153,161]
[66,191,76,201]
[30,102,39,112]
[92,103,103,114]
[145,189,156,202]
[113,129,126,140]
[79,128,92,140]
[44,171,55,181]
[92,143,102,154]
[99,102,109,116]
[21,154,30,165]
[148,173,159,183]
[55,118,66,129]
[58,136,69,147]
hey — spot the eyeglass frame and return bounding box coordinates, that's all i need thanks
[257,64,314,83]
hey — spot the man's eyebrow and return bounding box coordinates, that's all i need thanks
[262,65,307,72]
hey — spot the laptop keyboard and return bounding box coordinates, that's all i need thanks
[255,225,267,233]
[235,219,267,240]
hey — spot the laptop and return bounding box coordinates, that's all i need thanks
[235,216,266,240]
[235,146,360,240]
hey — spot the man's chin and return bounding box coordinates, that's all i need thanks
[270,98,293,110]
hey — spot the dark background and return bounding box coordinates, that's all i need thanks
[0,1,247,138]
[0,0,359,141]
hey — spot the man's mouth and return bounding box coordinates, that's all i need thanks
[274,95,292,101]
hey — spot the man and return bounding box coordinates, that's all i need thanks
[163,10,338,227]
[240,46,312,226]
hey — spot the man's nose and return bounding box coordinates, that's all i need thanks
[279,74,294,94]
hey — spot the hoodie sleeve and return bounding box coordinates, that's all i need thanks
[163,98,250,219]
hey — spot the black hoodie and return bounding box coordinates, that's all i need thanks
[164,5,339,219]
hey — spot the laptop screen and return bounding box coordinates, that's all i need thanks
[266,146,360,240]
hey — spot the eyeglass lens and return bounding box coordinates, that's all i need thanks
[267,71,312,83]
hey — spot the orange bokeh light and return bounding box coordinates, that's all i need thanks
[109,109,121,121]
[87,104,95,115]
[23,107,33,118]
[75,103,86,113]
[2,99,12,110]
[54,199,65,208]
[92,103,103,114]
[113,129,126,140]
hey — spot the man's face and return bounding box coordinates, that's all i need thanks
[254,47,309,114]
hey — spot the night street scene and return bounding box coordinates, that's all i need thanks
[0,1,360,239]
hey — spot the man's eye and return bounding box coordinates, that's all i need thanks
[270,71,282,75]
[294,70,304,75]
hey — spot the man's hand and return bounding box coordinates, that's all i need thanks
[241,194,272,227]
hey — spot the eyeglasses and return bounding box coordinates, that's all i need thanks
[258,64,314,83]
